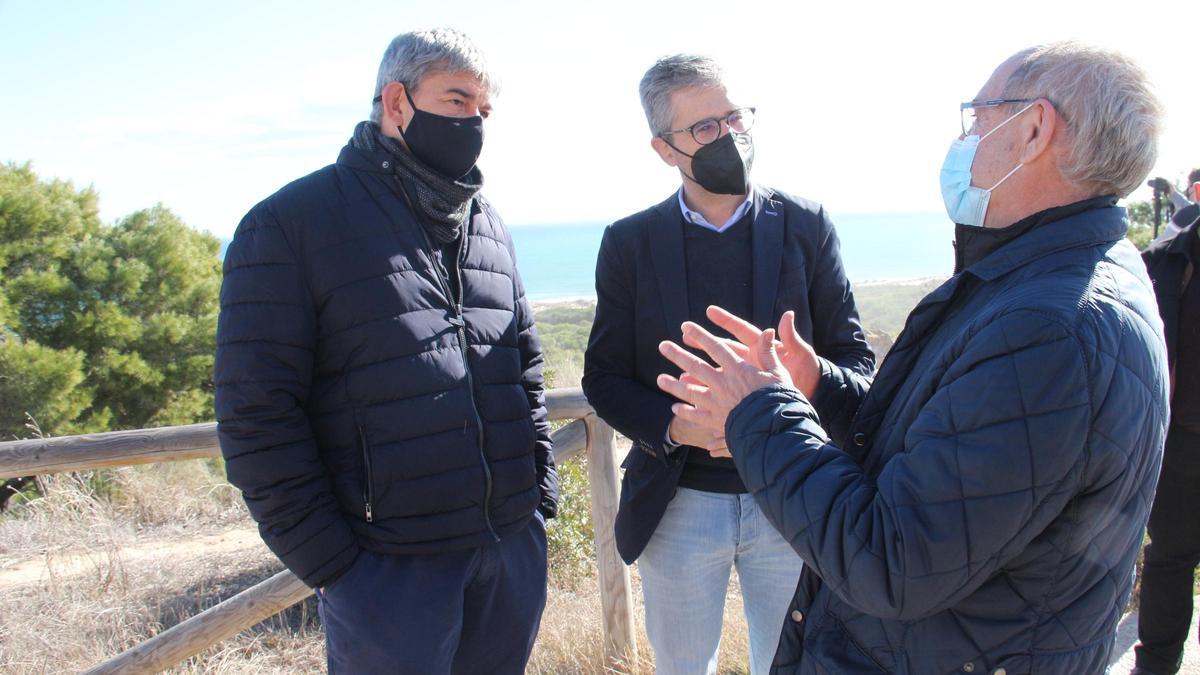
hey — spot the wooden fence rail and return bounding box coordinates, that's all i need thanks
[0,387,637,674]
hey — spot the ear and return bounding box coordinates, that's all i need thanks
[1017,98,1058,165]
[1191,182,1200,203]
[651,136,679,167]
[379,81,410,130]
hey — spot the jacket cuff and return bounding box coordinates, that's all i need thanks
[809,357,843,422]
[293,537,361,590]
[538,496,558,520]
[644,404,685,465]
[664,425,682,453]
[727,383,817,441]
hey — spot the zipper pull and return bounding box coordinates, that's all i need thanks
[365,502,373,523]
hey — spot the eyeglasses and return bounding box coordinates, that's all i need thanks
[960,98,1037,136]
[660,107,756,145]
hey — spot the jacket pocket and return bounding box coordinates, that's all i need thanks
[805,613,889,674]
[357,424,374,523]
[620,448,648,473]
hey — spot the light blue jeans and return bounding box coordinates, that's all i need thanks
[638,487,804,675]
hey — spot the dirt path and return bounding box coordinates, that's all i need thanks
[3,522,1193,673]
[1109,597,1200,674]
[0,526,263,587]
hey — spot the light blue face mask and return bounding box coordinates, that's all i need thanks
[940,102,1034,226]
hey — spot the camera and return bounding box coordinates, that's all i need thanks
[1147,176,1173,194]
[1147,174,1176,193]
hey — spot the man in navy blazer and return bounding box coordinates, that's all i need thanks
[582,54,874,675]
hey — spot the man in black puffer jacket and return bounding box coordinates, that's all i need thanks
[214,28,557,675]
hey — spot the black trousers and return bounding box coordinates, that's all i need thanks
[1136,426,1200,674]
[317,515,548,675]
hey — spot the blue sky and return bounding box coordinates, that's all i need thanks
[2,0,1197,238]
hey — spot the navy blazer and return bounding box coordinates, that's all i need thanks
[582,186,875,563]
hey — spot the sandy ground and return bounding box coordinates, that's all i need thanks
[1109,597,1200,674]
[0,526,265,587]
[2,524,1195,673]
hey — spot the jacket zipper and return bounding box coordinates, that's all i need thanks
[427,230,499,542]
[358,423,374,522]
[389,180,498,541]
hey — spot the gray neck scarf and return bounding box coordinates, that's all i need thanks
[350,120,482,245]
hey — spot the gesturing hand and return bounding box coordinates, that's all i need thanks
[705,306,821,399]
[656,320,794,448]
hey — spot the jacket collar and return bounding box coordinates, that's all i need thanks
[953,196,1117,273]
[647,186,784,340]
[964,201,1128,282]
[648,193,689,343]
[750,186,785,328]
[1165,217,1199,263]
[337,143,396,174]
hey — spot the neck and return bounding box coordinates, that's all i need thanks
[983,173,1093,229]
[681,180,746,226]
[379,118,410,149]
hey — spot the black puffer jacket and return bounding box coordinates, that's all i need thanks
[215,143,558,589]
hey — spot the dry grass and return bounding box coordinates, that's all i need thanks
[529,568,750,675]
[0,457,758,674]
[0,461,245,561]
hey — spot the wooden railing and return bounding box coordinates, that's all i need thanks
[0,387,637,673]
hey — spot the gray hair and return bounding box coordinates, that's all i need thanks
[638,54,726,136]
[370,28,496,123]
[1002,42,1161,198]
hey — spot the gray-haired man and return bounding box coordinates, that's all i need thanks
[582,54,874,674]
[215,28,557,674]
[654,42,1168,673]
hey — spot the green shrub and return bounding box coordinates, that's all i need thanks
[545,456,595,588]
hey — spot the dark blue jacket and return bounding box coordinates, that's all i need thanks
[215,144,558,589]
[727,206,1169,674]
[583,187,875,563]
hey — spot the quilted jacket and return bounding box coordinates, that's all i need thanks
[727,204,1169,674]
[215,143,558,589]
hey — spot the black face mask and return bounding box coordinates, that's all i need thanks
[376,88,485,180]
[667,132,754,195]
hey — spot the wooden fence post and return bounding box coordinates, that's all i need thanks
[584,415,637,670]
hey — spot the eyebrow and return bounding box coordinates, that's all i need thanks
[446,87,476,100]
[684,109,739,127]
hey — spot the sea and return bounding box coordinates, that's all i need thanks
[217,212,957,302]
[509,212,955,302]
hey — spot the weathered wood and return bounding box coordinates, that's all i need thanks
[0,423,220,480]
[5,387,614,672]
[544,386,592,422]
[0,393,596,480]
[550,417,589,464]
[584,416,638,670]
[84,569,312,675]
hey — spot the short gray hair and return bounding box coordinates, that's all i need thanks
[1002,42,1161,198]
[639,54,726,136]
[370,28,496,123]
